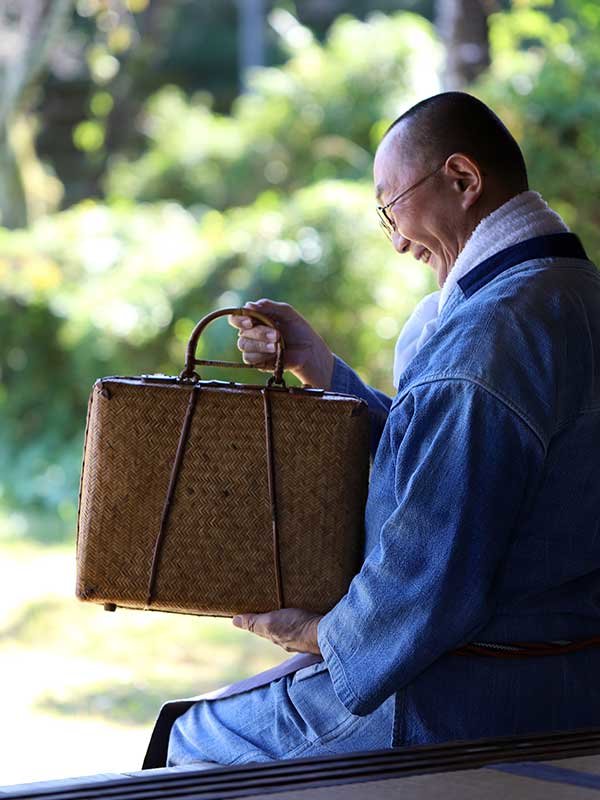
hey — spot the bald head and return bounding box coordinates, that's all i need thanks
[382,92,528,195]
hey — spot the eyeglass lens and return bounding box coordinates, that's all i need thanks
[377,207,394,239]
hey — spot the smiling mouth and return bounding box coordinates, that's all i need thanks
[413,247,432,264]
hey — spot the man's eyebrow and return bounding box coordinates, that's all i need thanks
[375,183,386,203]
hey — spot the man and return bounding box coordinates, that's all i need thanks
[147,92,600,769]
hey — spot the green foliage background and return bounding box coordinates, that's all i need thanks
[1,3,599,541]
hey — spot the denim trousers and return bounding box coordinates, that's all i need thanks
[166,658,395,767]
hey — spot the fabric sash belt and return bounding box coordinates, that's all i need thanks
[454,636,600,659]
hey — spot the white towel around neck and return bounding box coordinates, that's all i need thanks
[392,190,570,389]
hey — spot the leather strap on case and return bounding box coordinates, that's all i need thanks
[146,384,202,608]
[261,386,285,609]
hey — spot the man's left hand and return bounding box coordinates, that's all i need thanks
[232,608,323,655]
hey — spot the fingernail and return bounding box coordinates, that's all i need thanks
[267,330,277,341]
[232,615,242,627]
[266,343,275,352]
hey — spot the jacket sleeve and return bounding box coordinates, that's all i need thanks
[330,354,392,458]
[317,379,544,716]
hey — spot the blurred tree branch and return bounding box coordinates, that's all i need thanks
[0,0,73,228]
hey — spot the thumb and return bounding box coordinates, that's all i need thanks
[233,614,253,629]
[241,300,276,329]
[244,299,291,324]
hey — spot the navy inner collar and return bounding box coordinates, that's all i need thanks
[458,232,589,299]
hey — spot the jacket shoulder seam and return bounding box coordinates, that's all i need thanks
[392,374,548,454]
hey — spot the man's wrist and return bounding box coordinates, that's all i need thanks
[294,341,334,390]
[304,615,323,655]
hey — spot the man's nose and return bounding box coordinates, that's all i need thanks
[392,232,411,255]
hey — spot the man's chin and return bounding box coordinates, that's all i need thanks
[418,251,448,288]
[432,257,451,288]
[425,253,437,271]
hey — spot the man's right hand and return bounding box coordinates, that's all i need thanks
[227,298,334,390]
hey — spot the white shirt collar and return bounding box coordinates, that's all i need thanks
[393,191,570,389]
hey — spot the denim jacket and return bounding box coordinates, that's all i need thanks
[317,233,600,746]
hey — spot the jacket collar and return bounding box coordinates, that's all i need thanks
[458,232,588,300]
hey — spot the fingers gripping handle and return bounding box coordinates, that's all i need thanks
[180,307,286,385]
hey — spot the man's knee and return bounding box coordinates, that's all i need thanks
[166,705,211,766]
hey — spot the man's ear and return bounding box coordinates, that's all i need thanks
[444,153,483,210]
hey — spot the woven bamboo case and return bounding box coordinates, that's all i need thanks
[76,307,370,617]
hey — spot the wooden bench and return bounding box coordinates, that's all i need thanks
[3,727,600,798]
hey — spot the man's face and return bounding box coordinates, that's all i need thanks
[373,132,462,288]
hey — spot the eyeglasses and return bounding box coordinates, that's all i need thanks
[376,162,446,240]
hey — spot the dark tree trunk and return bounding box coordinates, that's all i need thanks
[236,0,266,93]
[0,0,73,228]
[0,125,28,229]
[436,0,493,90]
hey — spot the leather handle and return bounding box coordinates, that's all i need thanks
[180,307,286,385]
